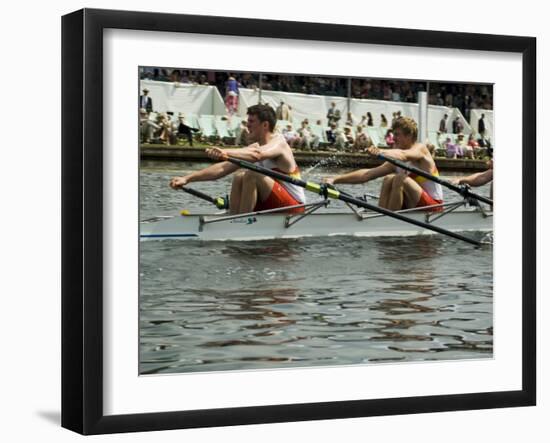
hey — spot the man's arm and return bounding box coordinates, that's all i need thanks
[207,135,287,162]
[325,161,395,185]
[374,144,427,162]
[453,169,493,187]
[170,161,239,189]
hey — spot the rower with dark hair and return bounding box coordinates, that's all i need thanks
[324,116,444,211]
[169,104,305,214]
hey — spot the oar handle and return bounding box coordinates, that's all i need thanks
[181,187,228,209]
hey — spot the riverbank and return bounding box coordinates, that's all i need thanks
[140,144,489,171]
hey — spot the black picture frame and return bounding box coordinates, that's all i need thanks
[62,8,536,435]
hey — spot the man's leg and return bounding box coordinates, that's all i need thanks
[401,178,425,208]
[335,135,345,150]
[387,174,423,210]
[378,174,395,209]
[229,170,245,214]
[146,122,155,142]
[312,135,320,150]
[238,171,275,213]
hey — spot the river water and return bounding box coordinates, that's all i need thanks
[139,160,493,374]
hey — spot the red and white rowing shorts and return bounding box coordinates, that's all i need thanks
[254,181,305,214]
[415,190,443,212]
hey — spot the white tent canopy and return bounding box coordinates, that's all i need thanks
[140,81,492,140]
[238,88,472,137]
[139,80,226,116]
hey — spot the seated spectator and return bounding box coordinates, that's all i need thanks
[295,121,320,150]
[436,131,447,149]
[392,88,401,102]
[326,123,338,145]
[334,127,347,150]
[385,129,395,147]
[282,124,299,146]
[457,133,473,159]
[467,133,479,149]
[175,113,199,146]
[197,74,209,85]
[139,108,160,143]
[343,126,355,149]
[467,133,482,158]
[445,137,460,159]
[169,69,181,83]
[157,113,175,145]
[478,136,492,150]
[236,120,250,146]
[383,84,392,101]
[152,113,170,144]
[353,126,370,152]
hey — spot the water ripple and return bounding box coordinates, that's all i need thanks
[139,163,493,374]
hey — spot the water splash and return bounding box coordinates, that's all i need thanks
[303,155,343,177]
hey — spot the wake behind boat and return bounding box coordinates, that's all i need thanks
[140,199,492,241]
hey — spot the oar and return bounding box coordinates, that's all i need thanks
[222,155,483,246]
[375,153,493,206]
[181,187,229,209]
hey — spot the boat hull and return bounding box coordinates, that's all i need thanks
[140,210,493,241]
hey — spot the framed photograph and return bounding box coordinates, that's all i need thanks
[62,8,536,435]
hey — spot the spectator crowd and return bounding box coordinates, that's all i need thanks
[139,68,493,158]
[139,67,493,120]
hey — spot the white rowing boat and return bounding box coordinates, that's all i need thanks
[140,201,492,241]
[144,155,493,245]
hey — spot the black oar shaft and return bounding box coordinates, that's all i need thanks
[182,187,216,203]
[224,156,482,246]
[378,154,492,206]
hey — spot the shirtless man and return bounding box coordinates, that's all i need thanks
[325,117,443,211]
[169,104,305,214]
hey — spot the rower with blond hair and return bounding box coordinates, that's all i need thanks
[325,117,443,211]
